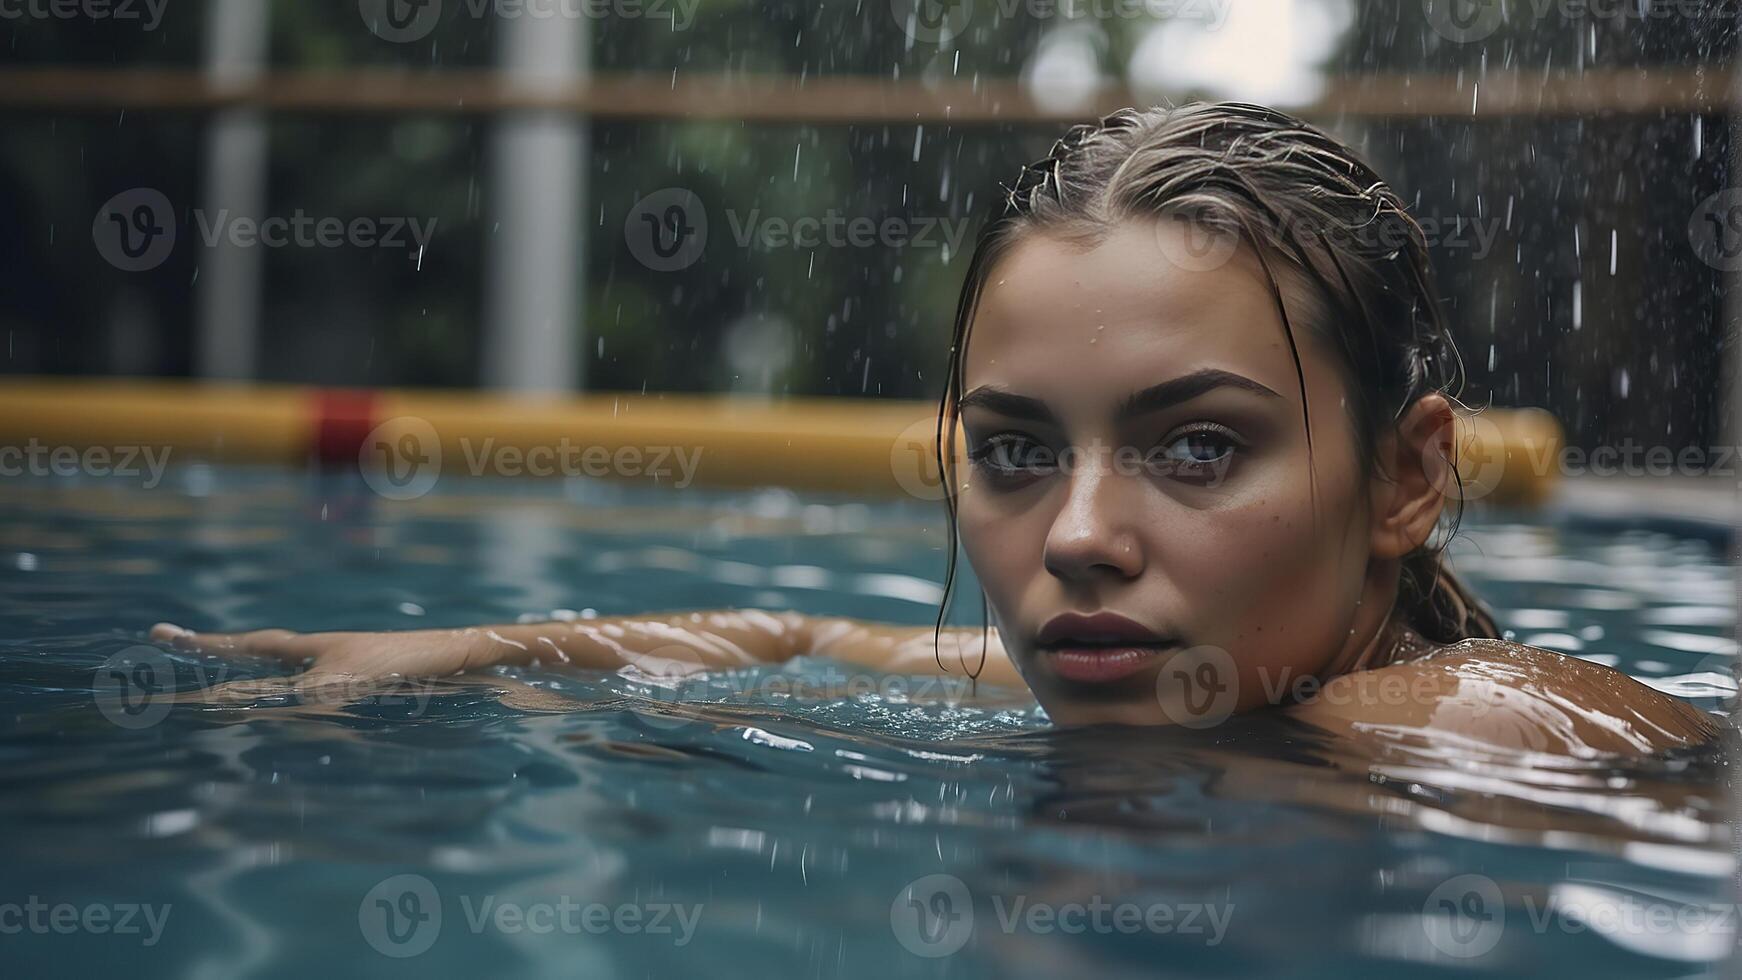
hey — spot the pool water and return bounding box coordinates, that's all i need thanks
[0,468,1733,978]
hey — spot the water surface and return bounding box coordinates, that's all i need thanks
[0,469,1732,978]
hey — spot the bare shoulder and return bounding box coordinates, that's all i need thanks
[1290,637,1722,756]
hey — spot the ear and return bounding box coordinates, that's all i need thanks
[1369,393,1455,561]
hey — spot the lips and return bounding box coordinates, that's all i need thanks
[1035,612,1178,684]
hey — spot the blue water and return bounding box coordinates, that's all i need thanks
[0,468,1733,978]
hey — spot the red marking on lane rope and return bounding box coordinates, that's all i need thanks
[311,388,381,465]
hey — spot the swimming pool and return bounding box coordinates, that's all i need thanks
[0,467,1733,978]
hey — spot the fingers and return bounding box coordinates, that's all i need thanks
[151,623,314,665]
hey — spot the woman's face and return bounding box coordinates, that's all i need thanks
[955,220,1381,727]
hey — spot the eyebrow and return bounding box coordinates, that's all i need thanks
[958,368,1283,424]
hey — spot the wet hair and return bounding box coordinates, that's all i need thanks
[934,101,1499,673]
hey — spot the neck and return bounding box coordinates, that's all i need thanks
[1322,564,1411,678]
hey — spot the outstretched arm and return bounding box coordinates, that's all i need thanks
[150,611,1022,687]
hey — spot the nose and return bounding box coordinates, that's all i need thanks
[1042,445,1144,583]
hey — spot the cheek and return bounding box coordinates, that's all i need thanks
[1165,462,1370,644]
[956,491,1039,616]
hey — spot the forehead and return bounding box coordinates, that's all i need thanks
[964,222,1323,410]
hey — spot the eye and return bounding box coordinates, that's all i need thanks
[1151,424,1242,475]
[968,433,1057,480]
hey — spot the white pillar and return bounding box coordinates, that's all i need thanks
[482,12,589,395]
[192,0,270,380]
[1727,73,1742,733]
[1730,78,1742,467]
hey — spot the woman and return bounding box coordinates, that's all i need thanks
[153,103,1718,755]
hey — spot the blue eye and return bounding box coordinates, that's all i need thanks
[1162,433,1233,462]
[1153,426,1241,470]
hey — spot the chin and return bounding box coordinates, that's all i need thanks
[1039,699,1173,728]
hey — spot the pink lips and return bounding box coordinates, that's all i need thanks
[1035,612,1177,684]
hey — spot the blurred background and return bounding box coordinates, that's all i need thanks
[0,0,1736,457]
